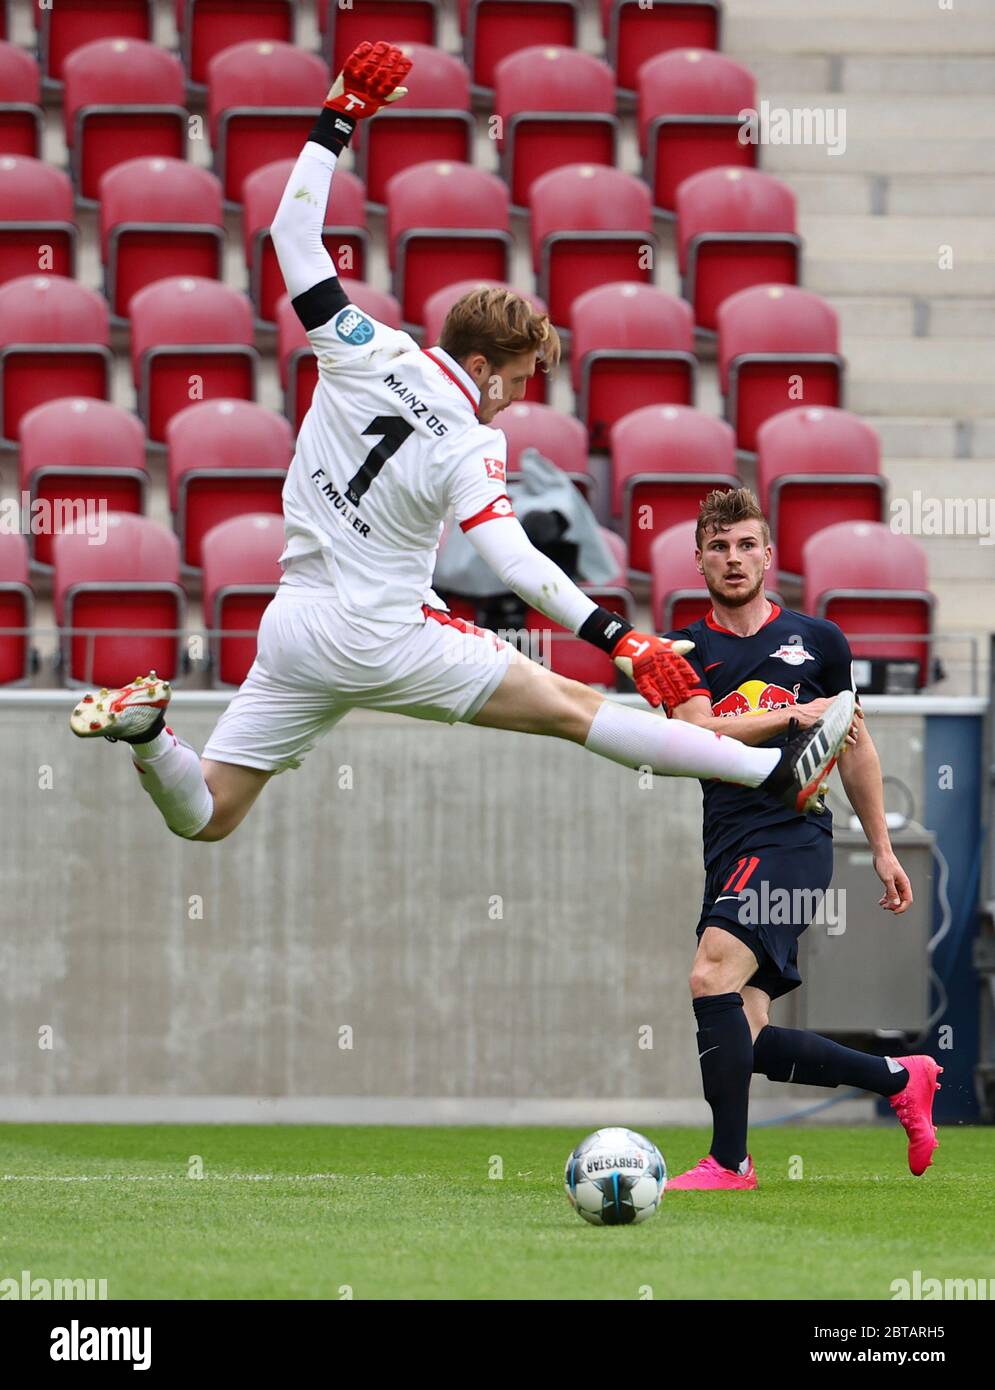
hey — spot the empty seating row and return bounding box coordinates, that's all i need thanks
[0,513,931,691]
[22,0,723,94]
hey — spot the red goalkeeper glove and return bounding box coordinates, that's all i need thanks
[325,40,412,120]
[611,632,698,711]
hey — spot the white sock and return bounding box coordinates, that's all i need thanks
[130,728,214,838]
[584,700,779,786]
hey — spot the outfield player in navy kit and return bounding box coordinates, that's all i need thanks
[664,489,942,1190]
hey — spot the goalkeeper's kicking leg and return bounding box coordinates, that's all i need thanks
[69,651,852,843]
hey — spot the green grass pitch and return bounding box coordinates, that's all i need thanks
[1,1124,992,1300]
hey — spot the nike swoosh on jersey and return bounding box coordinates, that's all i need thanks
[698,1046,719,1060]
[714,895,742,903]
[705,661,723,671]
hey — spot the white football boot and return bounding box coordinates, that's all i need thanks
[69,672,171,743]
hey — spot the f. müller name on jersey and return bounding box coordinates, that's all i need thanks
[384,373,449,436]
[310,469,371,537]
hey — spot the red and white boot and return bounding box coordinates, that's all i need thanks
[69,672,171,742]
[889,1054,943,1176]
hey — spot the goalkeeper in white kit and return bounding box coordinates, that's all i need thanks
[70,41,855,841]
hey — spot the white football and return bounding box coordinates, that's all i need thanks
[564,1127,666,1226]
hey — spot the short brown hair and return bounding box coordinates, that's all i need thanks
[695,487,770,551]
[439,286,561,372]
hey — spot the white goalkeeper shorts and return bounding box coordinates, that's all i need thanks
[201,588,518,773]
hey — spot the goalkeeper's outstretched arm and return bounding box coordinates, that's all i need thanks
[465,514,697,711]
[271,41,411,327]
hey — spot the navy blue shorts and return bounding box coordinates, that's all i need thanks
[696,822,835,1000]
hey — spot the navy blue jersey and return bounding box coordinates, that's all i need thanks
[665,605,855,870]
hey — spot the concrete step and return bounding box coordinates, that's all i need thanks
[805,253,995,300]
[840,55,995,95]
[724,16,995,57]
[828,296,916,337]
[926,300,995,337]
[831,297,995,339]
[782,172,877,215]
[758,94,994,140]
[969,420,995,457]
[762,137,995,176]
[874,418,960,460]
[845,339,995,417]
[801,214,995,260]
[887,176,995,217]
[734,54,834,96]
[929,579,995,641]
[722,0,994,17]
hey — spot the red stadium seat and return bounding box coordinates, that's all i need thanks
[208,41,329,204]
[129,276,258,444]
[610,404,737,575]
[651,518,782,632]
[386,161,512,327]
[39,0,152,85]
[19,398,148,567]
[494,46,616,209]
[276,281,402,431]
[569,282,695,451]
[803,522,933,689]
[99,157,224,320]
[54,513,184,687]
[63,39,187,203]
[176,0,295,88]
[497,400,590,495]
[242,159,368,325]
[0,155,77,284]
[356,43,472,208]
[0,42,43,157]
[0,532,33,684]
[757,406,885,581]
[201,512,284,686]
[603,0,720,95]
[167,399,292,569]
[421,279,550,402]
[461,0,578,92]
[718,284,844,452]
[676,167,801,332]
[639,48,756,214]
[529,164,655,329]
[324,0,439,76]
[0,275,111,445]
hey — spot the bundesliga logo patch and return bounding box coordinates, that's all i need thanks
[483,457,505,482]
[334,307,375,346]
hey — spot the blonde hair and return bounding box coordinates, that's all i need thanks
[439,286,561,373]
[695,487,771,551]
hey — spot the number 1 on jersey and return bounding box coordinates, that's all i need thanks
[346,415,415,506]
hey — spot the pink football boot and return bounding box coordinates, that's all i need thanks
[889,1055,943,1175]
[667,1154,757,1191]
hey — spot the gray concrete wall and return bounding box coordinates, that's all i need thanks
[0,697,931,1120]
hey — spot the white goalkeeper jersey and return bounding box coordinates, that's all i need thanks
[280,312,513,625]
[270,137,597,639]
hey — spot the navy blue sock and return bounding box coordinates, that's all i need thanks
[753,1026,908,1096]
[692,992,754,1173]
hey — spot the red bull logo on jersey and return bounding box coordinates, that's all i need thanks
[711,678,801,718]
